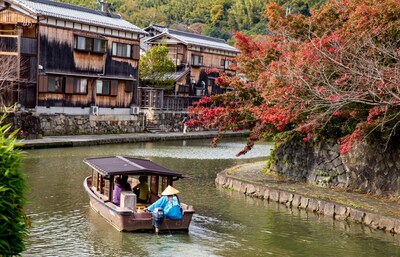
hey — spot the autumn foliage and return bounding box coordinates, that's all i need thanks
[189,0,400,155]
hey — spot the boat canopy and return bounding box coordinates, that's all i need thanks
[83,156,183,179]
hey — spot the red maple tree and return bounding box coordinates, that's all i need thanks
[189,0,400,155]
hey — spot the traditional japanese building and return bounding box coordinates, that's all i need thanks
[0,0,146,116]
[143,24,240,97]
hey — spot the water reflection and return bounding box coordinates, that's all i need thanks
[22,138,400,257]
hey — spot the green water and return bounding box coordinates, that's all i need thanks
[22,138,400,256]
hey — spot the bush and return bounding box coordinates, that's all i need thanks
[0,111,28,256]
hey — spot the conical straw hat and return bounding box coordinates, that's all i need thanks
[161,185,180,196]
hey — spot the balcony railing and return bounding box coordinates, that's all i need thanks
[138,87,202,111]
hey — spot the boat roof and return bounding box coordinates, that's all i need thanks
[83,156,183,178]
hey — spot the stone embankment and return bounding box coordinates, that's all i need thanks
[19,130,243,149]
[216,161,400,235]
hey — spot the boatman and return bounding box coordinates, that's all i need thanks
[145,185,182,220]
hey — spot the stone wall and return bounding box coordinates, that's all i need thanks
[5,110,196,137]
[216,171,400,234]
[142,110,188,132]
[5,112,43,139]
[269,138,400,197]
[38,113,145,136]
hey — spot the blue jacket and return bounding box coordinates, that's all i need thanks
[148,195,182,220]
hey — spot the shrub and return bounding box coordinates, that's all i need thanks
[0,110,28,256]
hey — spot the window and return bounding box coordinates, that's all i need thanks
[192,54,203,66]
[96,80,110,95]
[112,42,132,58]
[73,78,88,94]
[221,59,233,69]
[48,76,65,93]
[93,39,107,53]
[74,36,92,51]
[74,36,107,53]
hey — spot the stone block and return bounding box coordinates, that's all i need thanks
[349,208,365,223]
[279,191,292,205]
[246,184,256,195]
[240,182,247,193]
[292,194,301,208]
[263,188,270,200]
[394,220,400,234]
[364,212,380,229]
[231,180,242,191]
[299,197,309,209]
[322,201,335,217]
[307,198,319,212]
[377,216,395,233]
[334,204,349,220]
[269,189,280,202]
[254,185,265,198]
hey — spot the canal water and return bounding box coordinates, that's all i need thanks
[22,138,400,256]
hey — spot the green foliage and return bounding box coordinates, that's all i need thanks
[139,43,176,88]
[57,0,327,40]
[0,109,28,256]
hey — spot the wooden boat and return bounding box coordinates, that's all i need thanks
[83,156,195,232]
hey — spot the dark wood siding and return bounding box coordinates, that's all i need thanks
[38,75,48,92]
[110,80,118,96]
[65,77,74,94]
[132,44,140,60]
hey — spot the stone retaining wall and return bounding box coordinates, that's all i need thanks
[38,113,144,136]
[5,110,197,137]
[5,112,43,139]
[269,139,400,197]
[216,171,400,234]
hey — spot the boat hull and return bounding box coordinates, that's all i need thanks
[84,177,194,232]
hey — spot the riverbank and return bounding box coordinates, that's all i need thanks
[216,161,400,235]
[19,130,244,149]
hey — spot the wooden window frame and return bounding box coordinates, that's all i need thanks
[73,78,88,94]
[47,75,65,93]
[74,35,107,54]
[112,42,132,58]
[192,54,203,66]
[93,38,107,54]
[96,79,111,95]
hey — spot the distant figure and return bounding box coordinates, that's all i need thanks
[121,175,131,191]
[145,185,182,220]
[182,115,189,135]
[112,177,124,206]
[132,176,149,203]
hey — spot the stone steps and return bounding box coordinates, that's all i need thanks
[145,126,165,134]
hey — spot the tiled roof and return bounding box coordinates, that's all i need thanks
[144,25,239,53]
[143,68,189,82]
[12,0,146,34]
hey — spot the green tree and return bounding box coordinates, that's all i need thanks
[0,109,28,256]
[139,43,176,88]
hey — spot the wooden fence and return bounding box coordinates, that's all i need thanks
[137,87,202,111]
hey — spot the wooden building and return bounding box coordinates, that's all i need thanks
[143,25,240,97]
[0,0,146,115]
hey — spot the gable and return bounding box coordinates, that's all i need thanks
[0,9,36,24]
[151,36,183,45]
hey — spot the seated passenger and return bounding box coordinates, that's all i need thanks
[145,185,182,220]
[112,177,124,206]
[132,176,149,203]
[121,175,131,191]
